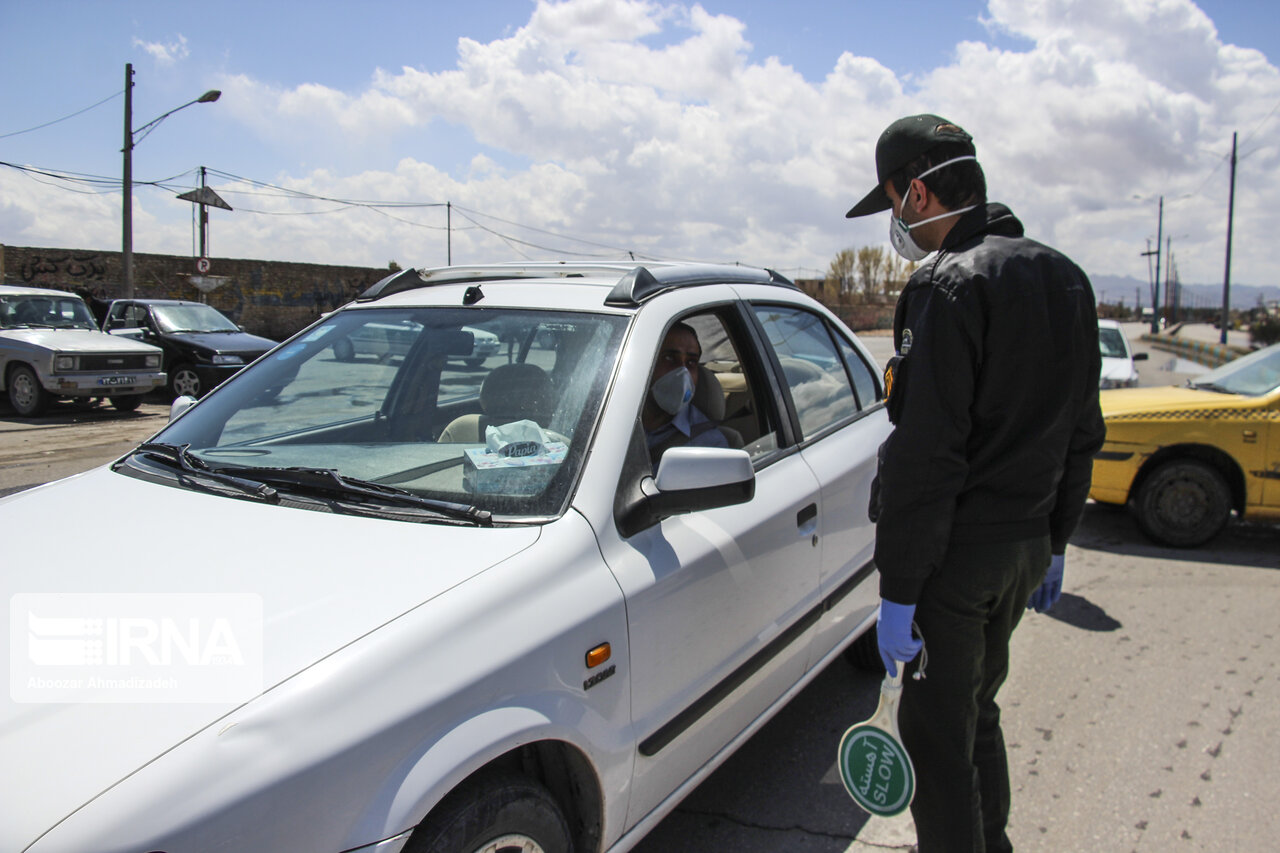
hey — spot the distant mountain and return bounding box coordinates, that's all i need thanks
[1088,273,1279,311]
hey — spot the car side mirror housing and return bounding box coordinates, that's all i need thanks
[1133,352,1148,361]
[618,446,755,537]
[169,395,197,422]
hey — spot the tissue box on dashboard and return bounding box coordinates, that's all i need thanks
[463,441,568,495]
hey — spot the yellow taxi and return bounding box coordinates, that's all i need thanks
[1090,341,1280,547]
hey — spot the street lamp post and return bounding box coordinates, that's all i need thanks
[122,62,220,298]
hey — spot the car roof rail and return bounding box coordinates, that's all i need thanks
[355,262,797,305]
[604,264,796,307]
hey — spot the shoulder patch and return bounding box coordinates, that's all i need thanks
[900,328,913,356]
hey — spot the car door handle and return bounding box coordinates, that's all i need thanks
[797,503,817,528]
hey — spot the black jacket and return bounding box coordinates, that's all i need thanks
[875,203,1105,604]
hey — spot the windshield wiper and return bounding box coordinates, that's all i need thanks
[210,465,493,525]
[130,442,279,501]
[1188,380,1233,394]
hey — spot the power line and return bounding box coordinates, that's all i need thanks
[0,158,748,265]
[0,90,124,140]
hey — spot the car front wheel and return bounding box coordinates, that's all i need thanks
[405,772,572,853]
[170,364,202,398]
[7,364,47,417]
[1133,459,1231,548]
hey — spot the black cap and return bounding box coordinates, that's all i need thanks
[845,114,975,218]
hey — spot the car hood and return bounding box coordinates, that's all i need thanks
[169,331,276,355]
[1,328,161,353]
[1099,385,1250,417]
[0,467,539,851]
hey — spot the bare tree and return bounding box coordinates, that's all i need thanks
[855,246,886,302]
[825,249,857,303]
[882,253,915,299]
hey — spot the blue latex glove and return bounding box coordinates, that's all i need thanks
[1027,553,1065,613]
[877,599,922,677]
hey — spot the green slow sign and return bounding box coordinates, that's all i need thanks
[838,725,914,817]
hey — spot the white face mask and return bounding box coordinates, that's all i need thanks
[651,366,694,416]
[888,155,979,261]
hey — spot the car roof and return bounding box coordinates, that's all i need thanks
[1097,319,1121,329]
[0,284,81,298]
[355,262,797,309]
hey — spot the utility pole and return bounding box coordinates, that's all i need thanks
[1151,197,1163,332]
[1166,237,1175,324]
[1221,132,1237,345]
[447,201,452,265]
[199,166,209,258]
[122,63,134,298]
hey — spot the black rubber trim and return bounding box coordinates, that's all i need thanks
[638,558,875,756]
[1094,450,1135,461]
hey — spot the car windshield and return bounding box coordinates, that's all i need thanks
[0,294,98,330]
[1189,343,1280,397]
[146,306,627,520]
[1098,327,1129,359]
[152,303,241,333]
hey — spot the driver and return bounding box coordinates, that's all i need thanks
[643,322,729,462]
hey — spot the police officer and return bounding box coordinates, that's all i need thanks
[846,115,1105,852]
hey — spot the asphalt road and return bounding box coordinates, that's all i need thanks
[3,324,1277,852]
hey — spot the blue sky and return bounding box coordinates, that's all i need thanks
[2,0,1278,292]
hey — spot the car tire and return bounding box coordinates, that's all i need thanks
[1133,459,1231,548]
[333,337,356,362]
[405,772,572,853]
[170,364,202,399]
[844,624,885,673]
[111,395,144,412]
[7,364,47,417]
[463,357,485,368]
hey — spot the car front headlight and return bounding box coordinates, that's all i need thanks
[55,355,77,371]
[212,354,245,365]
[145,354,162,368]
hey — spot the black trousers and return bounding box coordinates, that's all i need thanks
[899,535,1050,853]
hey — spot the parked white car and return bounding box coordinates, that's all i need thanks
[1,263,889,853]
[0,284,165,415]
[1098,318,1147,389]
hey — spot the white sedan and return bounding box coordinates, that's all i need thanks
[1,262,888,853]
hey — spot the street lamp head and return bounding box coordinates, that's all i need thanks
[198,90,221,104]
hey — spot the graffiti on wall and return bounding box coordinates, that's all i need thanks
[20,254,109,285]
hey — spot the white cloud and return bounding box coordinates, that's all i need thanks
[11,0,1280,287]
[132,35,190,65]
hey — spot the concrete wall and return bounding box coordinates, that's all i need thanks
[1,244,393,341]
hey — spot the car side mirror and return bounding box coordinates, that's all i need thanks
[1133,352,1148,361]
[169,395,197,422]
[618,446,755,537]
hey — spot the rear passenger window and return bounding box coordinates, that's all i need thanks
[834,333,881,409]
[752,305,857,439]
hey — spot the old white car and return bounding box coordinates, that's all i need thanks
[0,284,165,415]
[1,263,888,852]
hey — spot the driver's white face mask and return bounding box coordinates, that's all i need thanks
[888,155,979,261]
[650,365,694,416]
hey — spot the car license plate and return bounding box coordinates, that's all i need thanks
[97,376,134,387]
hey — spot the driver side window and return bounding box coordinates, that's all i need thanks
[660,312,779,463]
